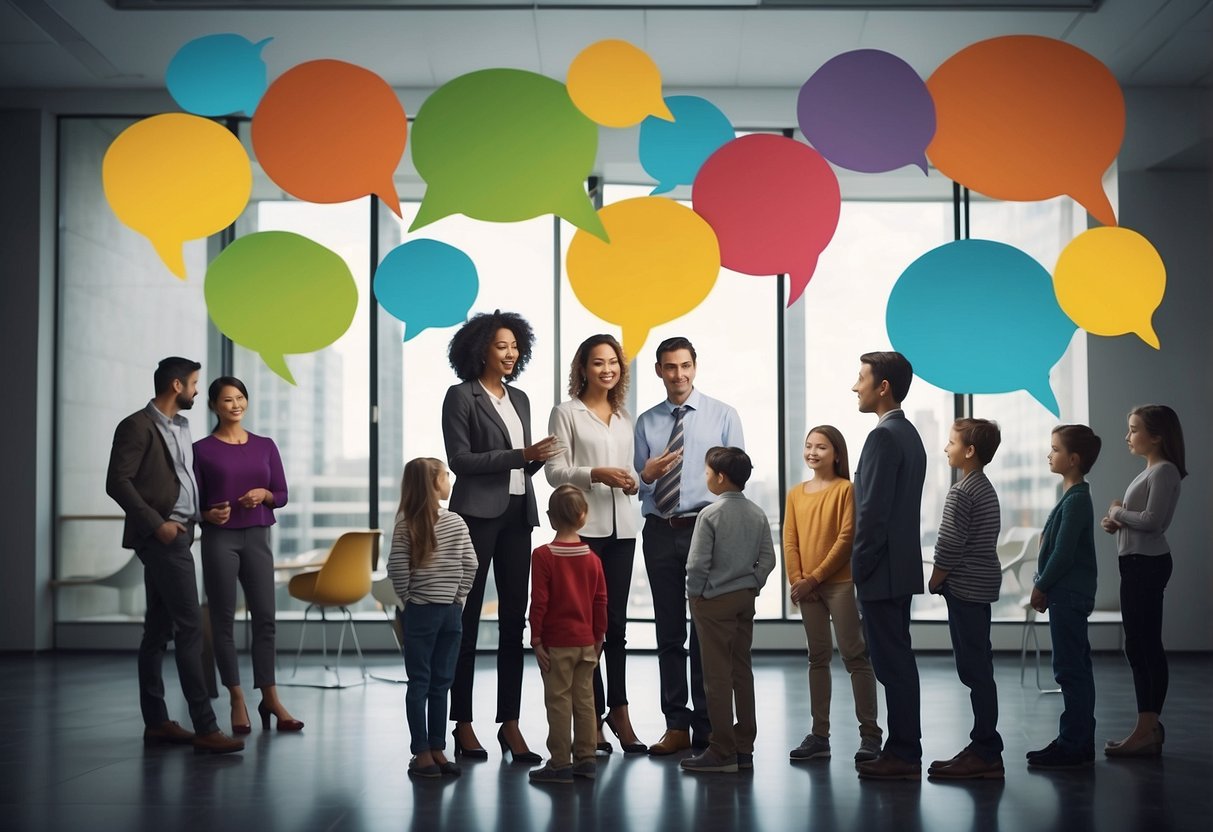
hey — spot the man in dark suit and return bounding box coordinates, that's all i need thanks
[850,351,927,779]
[106,357,243,755]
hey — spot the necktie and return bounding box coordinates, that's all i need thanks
[654,406,685,517]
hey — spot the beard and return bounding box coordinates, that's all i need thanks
[175,390,195,410]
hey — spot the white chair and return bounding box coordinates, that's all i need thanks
[1017,557,1061,694]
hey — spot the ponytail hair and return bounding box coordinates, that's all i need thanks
[398,457,444,569]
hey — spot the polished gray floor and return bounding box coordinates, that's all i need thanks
[4,650,1210,832]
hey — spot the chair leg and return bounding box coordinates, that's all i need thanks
[345,607,367,679]
[1020,614,1032,686]
[320,608,330,669]
[1030,621,1061,694]
[384,607,402,653]
[292,604,313,678]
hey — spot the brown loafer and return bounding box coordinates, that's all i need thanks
[647,729,692,756]
[192,730,245,755]
[143,720,195,746]
[857,752,921,780]
[929,748,1005,780]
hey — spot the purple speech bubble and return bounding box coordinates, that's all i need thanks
[797,49,935,174]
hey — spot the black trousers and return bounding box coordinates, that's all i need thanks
[1119,553,1173,714]
[136,524,218,734]
[200,525,278,689]
[642,516,710,736]
[450,496,532,724]
[860,595,921,762]
[944,592,1003,760]
[582,533,637,715]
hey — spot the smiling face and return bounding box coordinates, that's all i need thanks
[583,342,621,396]
[656,347,696,404]
[804,431,836,476]
[1125,413,1160,458]
[211,384,247,427]
[945,427,971,470]
[851,363,883,414]
[483,328,519,381]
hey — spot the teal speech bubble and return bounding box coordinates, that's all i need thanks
[204,231,358,385]
[886,239,1077,415]
[373,239,479,342]
[166,33,272,117]
[409,68,606,240]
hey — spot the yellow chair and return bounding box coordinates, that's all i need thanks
[287,530,381,688]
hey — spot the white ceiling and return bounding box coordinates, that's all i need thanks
[1,0,1210,92]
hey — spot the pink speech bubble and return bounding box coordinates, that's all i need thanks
[251,59,406,216]
[692,134,840,305]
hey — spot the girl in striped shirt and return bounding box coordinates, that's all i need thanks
[388,457,478,778]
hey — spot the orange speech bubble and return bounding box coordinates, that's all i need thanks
[251,59,407,216]
[926,35,1124,227]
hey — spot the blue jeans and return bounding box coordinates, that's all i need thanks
[1047,587,1095,753]
[403,602,463,754]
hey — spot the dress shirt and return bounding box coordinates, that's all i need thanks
[546,398,638,539]
[479,380,526,495]
[147,400,200,522]
[634,388,744,518]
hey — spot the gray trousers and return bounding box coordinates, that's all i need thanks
[200,525,277,689]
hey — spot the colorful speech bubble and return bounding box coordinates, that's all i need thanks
[166,33,272,117]
[410,68,605,240]
[639,95,735,195]
[1053,227,1165,349]
[886,239,1077,415]
[374,239,479,342]
[797,49,935,174]
[251,59,406,216]
[926,35,1124,227]
[566,39,674,128]
[566,197,720,360]
[691,134,840,305]
[103,113,251,279]
[204,231,358,385]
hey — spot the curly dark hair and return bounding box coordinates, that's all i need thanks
[447,310,535,382]
[567,334,629,412]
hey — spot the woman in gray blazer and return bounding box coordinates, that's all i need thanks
[442,311,559,762]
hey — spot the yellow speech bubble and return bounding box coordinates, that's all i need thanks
[103,113,252,279]
[1053,226,1165,349]
[566,197,720,359]
[567,39,674,128]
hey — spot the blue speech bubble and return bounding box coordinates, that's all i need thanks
[166,34,273,117]
[373,239,479,342]
[639,95,735,195]
[886,239,1077,415]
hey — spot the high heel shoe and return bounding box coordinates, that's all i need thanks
[452,727,488,760]
[231,703,251,736]
[604,714,648,754]
[258,701,304,732]
[497,727,542,763]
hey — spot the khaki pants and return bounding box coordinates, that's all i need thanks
[542,645,599,767]
[689,589,757,758]
[799,580,881,741]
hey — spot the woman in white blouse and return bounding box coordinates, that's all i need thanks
[547,334,646,753]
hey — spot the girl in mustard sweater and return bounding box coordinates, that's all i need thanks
[785,425,883,763]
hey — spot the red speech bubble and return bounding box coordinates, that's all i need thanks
[252,59,407,216]
[691,134,840,305]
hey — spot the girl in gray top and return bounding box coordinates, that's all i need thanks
[1101,405,1187,758]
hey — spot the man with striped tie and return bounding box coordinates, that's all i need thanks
[634,337,744,756]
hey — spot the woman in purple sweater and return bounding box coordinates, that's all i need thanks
[194,376,302,734]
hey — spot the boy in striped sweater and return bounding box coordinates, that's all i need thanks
[927,418,1005,779]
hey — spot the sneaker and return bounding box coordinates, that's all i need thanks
[572,760,597,779]
[737,753,753,770]
[790,734,831,761]
[854,736,882,763]
[680,749,739,773]
[529,763,574,784]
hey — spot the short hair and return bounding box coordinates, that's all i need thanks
[806,425,850,480]
[705,446,753,490]
[655,336,697,365]
[547,484,588,529]
[153,356,201,395]
[1053,424,1102,475]
[859,351,913,403]
[447,310,535,383]
[1129,404,1187,479]
[953,418,1002,465]
[207,376,249,407]
[567,334,630,413]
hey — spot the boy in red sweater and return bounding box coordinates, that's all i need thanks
[529,485,608,785]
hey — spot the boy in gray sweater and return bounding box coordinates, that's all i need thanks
[683,447,777,773]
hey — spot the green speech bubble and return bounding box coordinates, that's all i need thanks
[410,68,607,241]
[204,231,358,384]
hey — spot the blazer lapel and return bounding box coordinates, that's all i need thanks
[472,382,511,445]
